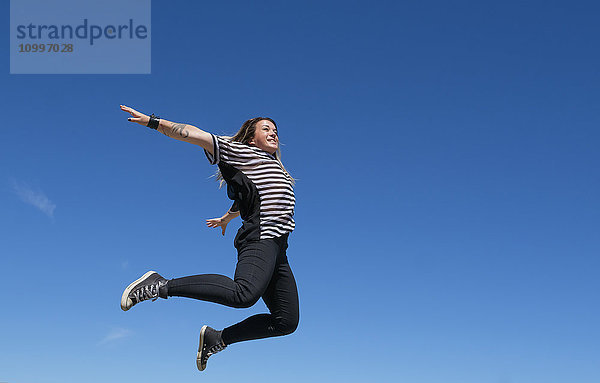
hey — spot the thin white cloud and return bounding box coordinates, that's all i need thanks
[98,327,133,345]
[10,179,56,218]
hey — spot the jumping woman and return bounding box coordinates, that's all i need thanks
[119,105,299,371]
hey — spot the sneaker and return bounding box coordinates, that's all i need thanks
[197,325,227,371]
[120,271,167,311]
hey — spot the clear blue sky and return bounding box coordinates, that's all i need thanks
[1,1,599,382]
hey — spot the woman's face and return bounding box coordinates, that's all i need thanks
[249,120,278,154]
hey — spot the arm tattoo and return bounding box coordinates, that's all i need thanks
[171,123,189,138]
[158,125,169,137]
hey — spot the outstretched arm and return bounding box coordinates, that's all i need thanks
[206,203,241,236]
[120,105,214,154]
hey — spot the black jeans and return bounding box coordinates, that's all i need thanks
[166,234,299,345]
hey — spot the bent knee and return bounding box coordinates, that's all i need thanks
[275,314,299,335]
[231,291,261,308]
[280,320,298,335]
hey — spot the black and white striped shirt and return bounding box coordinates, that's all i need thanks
[205,134,295,243]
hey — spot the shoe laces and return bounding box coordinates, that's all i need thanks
[203,341,226,362]
[131,283,159,303]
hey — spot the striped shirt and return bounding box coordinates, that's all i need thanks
[204,134,295,242]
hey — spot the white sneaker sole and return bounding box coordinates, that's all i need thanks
[197,325,208,371]
[120,270,157,311]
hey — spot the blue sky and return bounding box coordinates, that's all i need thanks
[1,0,599,382]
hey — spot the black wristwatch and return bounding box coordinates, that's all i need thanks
[147,113,160,130]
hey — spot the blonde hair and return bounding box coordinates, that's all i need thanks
[215,117,295,187]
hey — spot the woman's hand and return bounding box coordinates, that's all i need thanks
[120,105,150,126]
[206,217,230,236]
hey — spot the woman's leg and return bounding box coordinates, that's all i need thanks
[121,236,299,370]
[220,243,299,345]
[166,239,279,308]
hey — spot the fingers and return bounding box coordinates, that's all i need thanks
[206,219,227,235]
[206,219,220,228]
[120,105,142,119]
[121,105,140,125]
[120,105,136,115]
[120,104,137,113]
